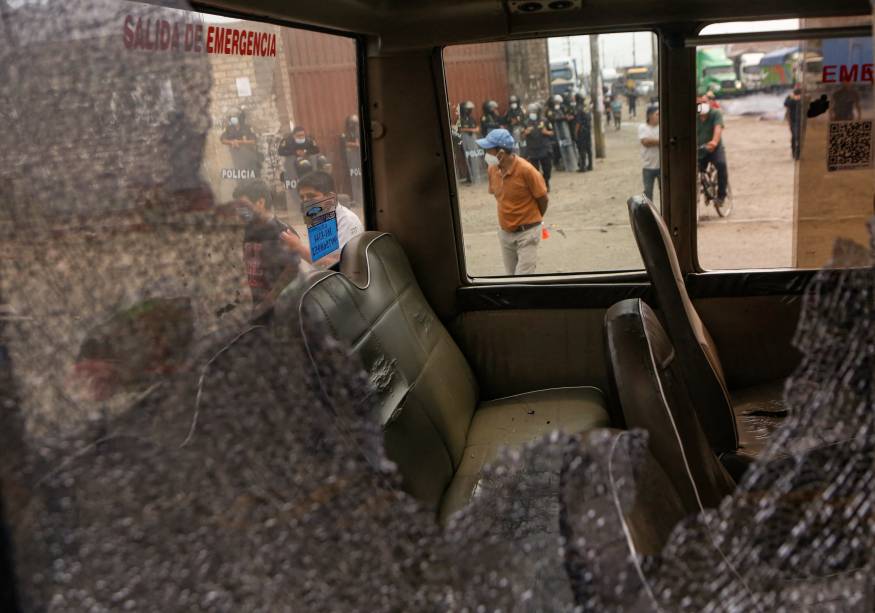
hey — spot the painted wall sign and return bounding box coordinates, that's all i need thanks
[822,64,874,83]
[822,37,874,83]
[123,16,277,57]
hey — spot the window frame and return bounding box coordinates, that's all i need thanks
[437,28,664,286]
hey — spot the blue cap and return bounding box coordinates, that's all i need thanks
[476,128,515,151]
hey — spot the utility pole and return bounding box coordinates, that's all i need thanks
[632,32,637,66]
[589,34,606,158]
[651,33,659,102]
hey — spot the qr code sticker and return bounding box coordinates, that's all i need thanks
[827,120,873,172]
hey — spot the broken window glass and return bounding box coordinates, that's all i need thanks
[1,1,874,612]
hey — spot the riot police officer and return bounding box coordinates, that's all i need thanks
[523,102,555,190]
[573,92,593,172]
[278,125,319,192]
[339,114,363,206]
[551,93,578,172]
[503,95,525,146]
[459,100,484,183]
[480,100,502,137]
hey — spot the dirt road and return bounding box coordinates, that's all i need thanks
[456,103,797,276]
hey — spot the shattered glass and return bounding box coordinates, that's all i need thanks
[2,0,875,612]
[562,232,875,612]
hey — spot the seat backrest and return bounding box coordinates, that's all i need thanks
[627,195,738,454]
[605,298,735,514]
[282,232,479,512]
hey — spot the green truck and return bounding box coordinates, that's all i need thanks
[696,47,743,96]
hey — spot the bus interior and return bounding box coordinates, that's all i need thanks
[1,0,874,610]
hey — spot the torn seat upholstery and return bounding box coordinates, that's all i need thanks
[277,232,610,520]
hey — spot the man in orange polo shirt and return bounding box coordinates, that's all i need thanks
[477,128,549,275]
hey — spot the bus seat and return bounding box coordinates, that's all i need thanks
[283,232,610,518]
[605,298,735,514]
[627,196,786,459]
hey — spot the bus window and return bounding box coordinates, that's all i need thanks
[695,16,874,270]
[443,32,659,278]
[0,0,366,438]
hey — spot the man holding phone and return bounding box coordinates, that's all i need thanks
[283,171,364,268]
[233,179,300,311]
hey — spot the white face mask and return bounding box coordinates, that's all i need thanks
[697,102,709,115]
[294,137,306,144]
[529,113,538,121]
[484,152,500,166]
[510,103,518,109]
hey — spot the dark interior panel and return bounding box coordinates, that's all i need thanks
[457,281,650,311]
[693,294,803,390]
[366,52,462,318]
[449,308,610,401]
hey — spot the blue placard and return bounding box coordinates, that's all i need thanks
[307,212,340,261]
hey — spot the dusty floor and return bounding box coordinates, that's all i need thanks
[455,101,798,277]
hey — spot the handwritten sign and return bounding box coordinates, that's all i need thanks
[302,195,340,261]
[307,213,340,261]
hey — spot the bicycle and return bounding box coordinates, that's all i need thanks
[697,145,733,218]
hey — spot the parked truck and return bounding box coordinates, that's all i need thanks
[696,47,743,96]
[738,52,765,93]
[550,58,579,96]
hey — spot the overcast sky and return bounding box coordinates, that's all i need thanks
[547,20,801,74]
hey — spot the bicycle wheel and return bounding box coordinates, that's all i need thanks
[698,164,718,209]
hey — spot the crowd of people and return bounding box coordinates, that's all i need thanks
[471,89,738,277]
[218,109,367,315]
[452,92,598,191]
[452,86,657,192]
[220,109,364,208]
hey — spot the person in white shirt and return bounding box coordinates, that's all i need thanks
[638,106,660,202]
[281,171,364,268]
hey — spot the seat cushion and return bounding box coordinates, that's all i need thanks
[732,379,788,457]
[439,386,609,521]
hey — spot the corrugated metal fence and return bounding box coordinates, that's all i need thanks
[444,42,510,120]
[280,29,359,193]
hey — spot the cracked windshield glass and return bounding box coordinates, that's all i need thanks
[1,0,874,611]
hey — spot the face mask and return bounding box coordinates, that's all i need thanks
[529,113,538,121]
[554,104,560,110]
[510,103,518,109]
[229,117,239,126]
[237,205,253,222]
[697,102,709,115]
[294,137,306,144]
[484,153,500,166]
